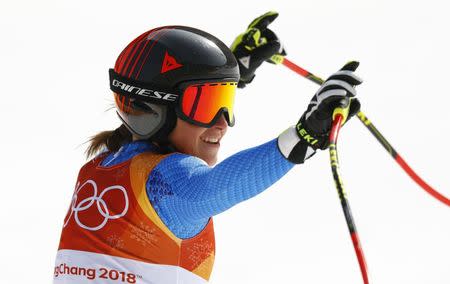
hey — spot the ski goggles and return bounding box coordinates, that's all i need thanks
[176,80,238,127]
[109,70,237,128]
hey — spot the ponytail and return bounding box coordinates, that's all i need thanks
[85,124,132,158]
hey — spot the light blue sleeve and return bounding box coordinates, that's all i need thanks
[146,138,294,238]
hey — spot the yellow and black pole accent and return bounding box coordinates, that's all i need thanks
[330,107,370,284]
[276,56,450,207]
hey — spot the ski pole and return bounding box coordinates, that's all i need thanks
[330,106,370,284]
[275,56,450,207]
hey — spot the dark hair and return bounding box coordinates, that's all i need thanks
[85,124,132,158]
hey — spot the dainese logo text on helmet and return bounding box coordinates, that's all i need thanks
[112,79,178,102]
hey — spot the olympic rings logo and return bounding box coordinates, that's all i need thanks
[64,179,129,231]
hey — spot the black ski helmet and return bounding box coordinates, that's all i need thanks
[109,26,240,142]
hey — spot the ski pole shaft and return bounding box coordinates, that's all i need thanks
[331,107,370,284]
[281,57,450,207]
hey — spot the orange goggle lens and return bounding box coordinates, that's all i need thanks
[181,82,237,126]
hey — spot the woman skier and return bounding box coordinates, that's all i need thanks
[54,12,362,284]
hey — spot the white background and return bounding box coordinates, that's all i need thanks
[1,0,449,283]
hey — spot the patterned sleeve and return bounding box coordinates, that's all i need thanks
[146,139,294,231]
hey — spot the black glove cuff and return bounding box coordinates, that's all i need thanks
[287,142,317,164]
[277,126,317,164]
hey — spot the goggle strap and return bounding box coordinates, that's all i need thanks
[109,69,179,105]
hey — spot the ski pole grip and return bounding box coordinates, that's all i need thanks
[333,105,350,123]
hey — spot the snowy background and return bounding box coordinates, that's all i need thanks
[1,0,449,283]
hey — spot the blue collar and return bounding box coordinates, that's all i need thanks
[100,140,161,167]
